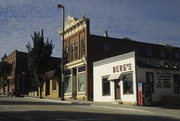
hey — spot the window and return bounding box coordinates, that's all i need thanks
[146,72,154,92]
[173,74,180,93]
[64,76,72,93]
[123,73,133,94]
[175,52,180,60]
[81,39,85,57]
[102,76,110,96]
[71,44,74,61]
[160,49,166,58]
[78,66,85,72]
[74,42,78,59]
[70,42,78,61]
[147,48,152,57]
[64,47,69,63]
[103,43,110,57]
[78,73,85,92]
[52,79,56,90]
[134,47,139,56]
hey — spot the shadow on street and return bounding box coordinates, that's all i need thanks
[0,99,90,106]
[0,110,179,121]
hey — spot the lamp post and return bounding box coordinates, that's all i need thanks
[57,4,65,100]
[22,72,25,97]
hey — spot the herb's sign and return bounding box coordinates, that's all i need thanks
[113,63,132,73]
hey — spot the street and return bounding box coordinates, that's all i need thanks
[0,96,179,121]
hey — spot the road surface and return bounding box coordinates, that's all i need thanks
[0,96,179,121]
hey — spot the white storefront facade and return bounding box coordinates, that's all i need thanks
[93,52,137,105]
[93,51,180,105]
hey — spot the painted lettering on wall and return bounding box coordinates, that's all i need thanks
[113,63,132,73]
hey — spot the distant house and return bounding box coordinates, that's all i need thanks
[42,69,61,98]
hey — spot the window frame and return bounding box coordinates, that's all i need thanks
[102,75,111,96]
[77,66,86,93]
[123,73,134,95]
[147,48,152,57]
[81,39,85,57]
[64,72,72,93]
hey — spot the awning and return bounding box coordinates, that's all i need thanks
[107,71,133,81]
[107,73,121,81]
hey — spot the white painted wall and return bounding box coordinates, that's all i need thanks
[93,52,137,103]
[136,67,180,102]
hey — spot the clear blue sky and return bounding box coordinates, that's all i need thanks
[0,0,180,58]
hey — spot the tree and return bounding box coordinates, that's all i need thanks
[26,29,54,98]
[0,61,12,94]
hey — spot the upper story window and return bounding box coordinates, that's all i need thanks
[74,42,78,59]
[103,43,110,57]
[147,48,152,57]
[71,44,74,61]
[81,39,85,57]
[134,47,139,56]
[160,49,166,58]
[70,42,78,61]
[64,46,69,63]
[175,52,180,60]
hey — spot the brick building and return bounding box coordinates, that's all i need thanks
[59,15,180,101]
[0,50,61,96]
[0,50,29,94]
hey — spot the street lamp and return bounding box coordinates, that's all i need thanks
[57,4,65,100]
[22,72,25,97]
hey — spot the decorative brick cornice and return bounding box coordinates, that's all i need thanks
[58,15,89,39]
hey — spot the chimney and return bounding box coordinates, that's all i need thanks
[104,30,108,37]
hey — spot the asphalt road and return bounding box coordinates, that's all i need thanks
[0,96,179,121]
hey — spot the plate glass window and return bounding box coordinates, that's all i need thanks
[102,76,110,96]
[123,73,133,94]
[64,76,72,93]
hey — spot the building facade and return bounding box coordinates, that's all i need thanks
[59,15,90,100]
[93,49,180,105]
[41,69,61,98]
[93,52,137,105]
[0,50,61,96]
[59,15,180,102]
[0,50,30,95]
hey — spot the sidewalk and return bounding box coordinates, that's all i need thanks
[24,96,161,112]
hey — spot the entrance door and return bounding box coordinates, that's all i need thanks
[72,68,77,99]
[46,80,50,96]
[145,72,153,105]
[114,81,120,100]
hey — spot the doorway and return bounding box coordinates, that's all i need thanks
[46,80,50,96]
[114,81,120,100]
[72,68,77,99]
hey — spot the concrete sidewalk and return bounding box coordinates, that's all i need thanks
[24,96,163,111]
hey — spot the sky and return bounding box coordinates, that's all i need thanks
[0,0,180,58]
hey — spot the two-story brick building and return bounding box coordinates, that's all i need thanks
[59,15,180,102]
[0,50,61,96]
[1,50,30,95]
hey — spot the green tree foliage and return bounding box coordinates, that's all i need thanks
[0,61,12,94]
[26,29,54,98]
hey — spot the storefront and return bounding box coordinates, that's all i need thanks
[93,51,180,105]
[93,52,137,105]
[64,58,87,100]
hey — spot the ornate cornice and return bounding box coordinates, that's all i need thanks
[58,15,89,39]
